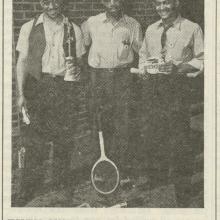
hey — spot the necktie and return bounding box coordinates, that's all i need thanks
[153,23,173,97]
[161,23,173,49]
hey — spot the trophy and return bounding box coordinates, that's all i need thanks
[64,17,80,82]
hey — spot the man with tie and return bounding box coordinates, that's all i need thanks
[139,0,204,207]
[82,0,142,176]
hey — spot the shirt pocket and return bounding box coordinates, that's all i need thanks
[117,30,132,61]
[166,30,184,61]
[169,31,193,61]
[117,43,131,60]
[166,30,179,49]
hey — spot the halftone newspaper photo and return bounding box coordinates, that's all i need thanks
[1,0,218,219]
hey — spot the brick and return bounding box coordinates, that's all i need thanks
[75,3,92,10]
[13,12,25,19]
[24,11,40,19]
[13,3,35,11]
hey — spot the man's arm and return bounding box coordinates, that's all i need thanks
[81,20,92,51]
[16,20,33,111]
[16,52,28,112]
[160,24,204,75]
[178,25,204,75]
[131,22,143,54]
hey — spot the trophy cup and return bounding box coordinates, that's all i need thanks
[64,18,80,82]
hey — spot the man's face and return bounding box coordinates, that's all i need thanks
[40,0,64,19]
[102,0,124,19]
[153,0,179,20]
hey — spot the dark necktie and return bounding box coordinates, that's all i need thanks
[161,23,173,49]
[153,23,173,97]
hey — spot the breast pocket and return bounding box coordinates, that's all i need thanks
[166,32,179,49]
[117,30,132,61]
[117,43,131,60]
[166,30,184,61]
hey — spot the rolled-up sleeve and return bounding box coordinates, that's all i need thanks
[16,20,34,56]
[187,25,204,71]
[139,29,151,69]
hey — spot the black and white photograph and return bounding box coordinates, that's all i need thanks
[9,0,206,209]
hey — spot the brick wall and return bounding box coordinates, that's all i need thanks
[12,0,204,168]
[13,0,204,41]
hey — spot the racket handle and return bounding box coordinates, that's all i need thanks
[99,131,106,157]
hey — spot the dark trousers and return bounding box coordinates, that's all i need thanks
[21,74,79,197]
[141,74,193,192]
[89,68,132,170]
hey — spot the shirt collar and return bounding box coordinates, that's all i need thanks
[35,13,44,26]
[157,14,183,30]
[35,13,65,26]
[101,12,128,24]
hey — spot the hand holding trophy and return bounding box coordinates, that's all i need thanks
[64,17,80,82]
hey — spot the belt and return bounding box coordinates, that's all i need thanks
[42,73,64,79]
[90,66,131,73]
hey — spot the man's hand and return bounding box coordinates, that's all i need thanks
[159,61,177,75]
[17,95,27,113]
[130,68,148,80]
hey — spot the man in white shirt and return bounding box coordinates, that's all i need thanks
[138,0,204,207]
[16,0,86,201]
[82,0,142,175]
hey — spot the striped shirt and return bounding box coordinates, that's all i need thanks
[82,13,143,68]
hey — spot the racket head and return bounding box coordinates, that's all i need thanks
[91,159,120,195]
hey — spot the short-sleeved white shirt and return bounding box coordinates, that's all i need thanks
[81,13,143,68]
[16,13,86,75]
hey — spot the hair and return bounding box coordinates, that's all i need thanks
[152,0,180,7]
